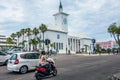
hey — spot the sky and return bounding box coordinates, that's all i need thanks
[0,0,120,42]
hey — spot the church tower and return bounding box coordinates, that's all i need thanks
[53,0,69,32]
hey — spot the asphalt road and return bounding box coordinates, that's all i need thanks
[0,54,120,80]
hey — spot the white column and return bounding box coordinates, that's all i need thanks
[71,38,72,51]
[77,39,79,52]
[73,38,75,51]
[72,38,74,51]
[75,38,76,52]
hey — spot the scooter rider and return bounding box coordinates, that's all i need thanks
[39,51,52,73]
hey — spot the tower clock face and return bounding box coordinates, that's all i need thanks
[63,18,67,24]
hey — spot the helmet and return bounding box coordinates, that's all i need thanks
[41,50,45,55]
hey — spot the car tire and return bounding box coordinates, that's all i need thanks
[19,66,28,74]
[4,60,8,65]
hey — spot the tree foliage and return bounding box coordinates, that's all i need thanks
[108,23,120,52]
[6,37,14,46]
[96,44,101,53]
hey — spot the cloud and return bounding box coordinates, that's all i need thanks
[65,0,120,41]
[0,0,25,23]
[0,0,120,42]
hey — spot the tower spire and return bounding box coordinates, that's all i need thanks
[59,0,63,12]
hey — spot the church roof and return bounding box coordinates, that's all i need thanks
[46,24,67,33]
[53,12,69,16]
[68,33,91,39]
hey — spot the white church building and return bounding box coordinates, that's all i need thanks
[35,1,93,54]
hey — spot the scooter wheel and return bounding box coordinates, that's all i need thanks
[35,72,42,80]
[52,69,57,76]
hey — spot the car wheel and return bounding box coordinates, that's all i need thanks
[4,60,8,65]
[19,66,28,74]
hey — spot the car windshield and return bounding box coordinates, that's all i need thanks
[0,51,7,56]
[8,47,22,51]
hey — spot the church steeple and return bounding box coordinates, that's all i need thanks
[53,0,69,32]
[59,0,63,12]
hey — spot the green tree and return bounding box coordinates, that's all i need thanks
[16,32,21,46]
[108,23,120,53]
[32,27,39,50]
[18,40,27,48]
[50,43,55,50]
[10,33,16,40]
[96,44,101,53]
[36,37,43,50]
[6,37,14,47]
[33,27,39,38]
[29,38,38,50]
[26,28,32,51]
[39,24,47,50]
[20,29,25,41]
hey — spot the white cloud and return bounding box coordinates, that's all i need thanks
[65,0,120,41]
[0,0,25,23]
[0,0,120,42]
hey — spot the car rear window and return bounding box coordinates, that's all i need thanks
[10,54,17,60]
[20,53,40,59]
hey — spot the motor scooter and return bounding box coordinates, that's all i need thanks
[35,58,57,80]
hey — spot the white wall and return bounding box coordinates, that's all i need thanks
[44,30,68,54]
[80,38,92,53]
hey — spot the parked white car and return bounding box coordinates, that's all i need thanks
[7,52,40,73]
[7,47,23,54]
[0,51,11,65]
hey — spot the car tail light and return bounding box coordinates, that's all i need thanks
[14,59,19,64]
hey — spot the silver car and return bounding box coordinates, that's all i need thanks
[7,47,23,54]
[0,51,11,65]
[7,52,40,74]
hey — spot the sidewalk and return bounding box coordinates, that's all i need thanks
[49,53,114,58]
[76,53,114,56]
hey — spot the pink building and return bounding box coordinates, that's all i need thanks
[96,40,117,49]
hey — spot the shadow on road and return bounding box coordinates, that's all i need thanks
[6,70,35,75]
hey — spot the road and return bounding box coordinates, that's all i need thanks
[0,54,120,80]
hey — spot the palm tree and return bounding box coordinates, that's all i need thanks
[10,33,17,46]
[26,28,32,51]
[33,27,39,38]
[20,29,25,47]
[108,23,120,53]
[16,32,21,46]
[10,33,16,40]
[6,37,14,47]
[36,37,43,50]
[18,40,27,49]
[29,38,38,51]
[32,27,39,50]
[39,24,47,50]
[20,29,25,41]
